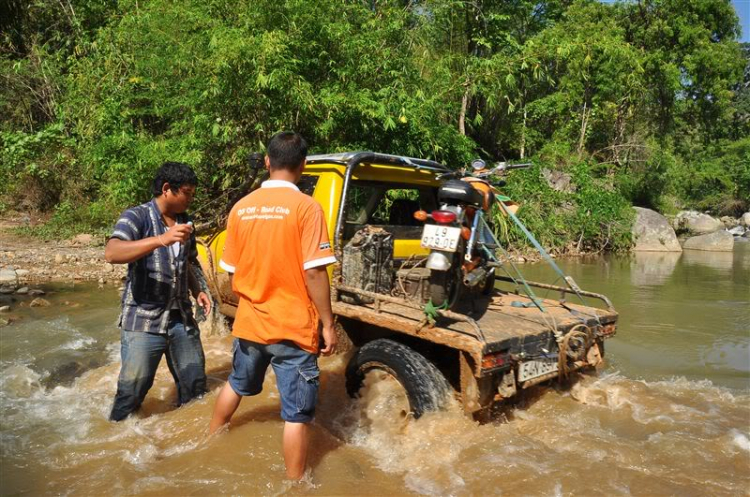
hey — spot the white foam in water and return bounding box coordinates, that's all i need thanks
[731,430,750,452]
[0,364,43,398]
[122,443,159,465]
[60,335,96,350]
[105,341,121,364]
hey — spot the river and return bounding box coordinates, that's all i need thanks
[1,243,748,496]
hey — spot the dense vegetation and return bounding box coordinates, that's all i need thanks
[1,0,748,252]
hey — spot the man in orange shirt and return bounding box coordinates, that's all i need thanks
[208,132,337,479]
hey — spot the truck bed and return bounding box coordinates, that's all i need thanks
[333,288,618,375]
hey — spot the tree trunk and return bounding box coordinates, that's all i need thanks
[459,83,469,136]
[578,100,589,155]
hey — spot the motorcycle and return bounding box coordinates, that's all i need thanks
[414,159,531,309]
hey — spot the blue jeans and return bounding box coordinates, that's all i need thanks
[109,317,207,421]
[228,339,320,423]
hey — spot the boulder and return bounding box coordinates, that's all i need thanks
[728,226,746,236]
[742,212,750,227]
[70,233,94,246]
[15,269,29,278]
[15,287,29,295]
[0,306,10,313]
[632,207,682,252]
[29,298,51,308]
[674,210,723,235]
[683,231,734,252]
[541,168,576,193]
[0,269,17,286]
[720,216,739,229]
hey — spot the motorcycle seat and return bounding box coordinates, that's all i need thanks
[438,180,484,207]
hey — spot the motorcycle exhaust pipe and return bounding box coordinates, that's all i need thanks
[463,267,488,288]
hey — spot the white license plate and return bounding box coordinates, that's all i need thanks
[518,358,559,382]
[421,225,462,252]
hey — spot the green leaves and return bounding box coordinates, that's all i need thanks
[0,0,746,245]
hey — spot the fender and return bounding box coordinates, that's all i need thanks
[426,250,453,271]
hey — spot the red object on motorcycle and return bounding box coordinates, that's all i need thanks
[431,210,457,224]
[461,226,472,240]
[413,210,429,221]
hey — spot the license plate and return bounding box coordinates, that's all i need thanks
[518,358,559,382]
[421,225,462,252]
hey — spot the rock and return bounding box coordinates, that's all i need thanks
[0,306,10,313]
[104,262,114,272]
[15,269,29,277]
[683,231,734,252]
[54,254,64,264]
[98,277,105,285]
[728,226,746,236]
[70,234,94,246]
[632,207,682,252]
[0,286,15,294]
[542,168,576,193]
[720,216,739,229]
[67,255,77,263]
[0,268,17,286]
[15,287,29,295]
[674,210,724,235]
[742,212,750,227]
[29,298,51,308]
[28,289,45,296]
[0,317,9,327]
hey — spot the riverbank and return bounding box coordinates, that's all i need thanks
[0,216,126,287]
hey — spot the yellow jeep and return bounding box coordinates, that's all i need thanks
[197,152,618,419]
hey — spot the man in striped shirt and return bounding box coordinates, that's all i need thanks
[105,162,212,421]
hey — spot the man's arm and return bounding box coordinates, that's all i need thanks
[105,224,193,264]
[304,267,336,355]
[188,262,212,315]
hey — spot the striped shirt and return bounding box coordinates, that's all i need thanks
[110,199,208,334]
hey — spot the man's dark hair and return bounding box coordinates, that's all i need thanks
[267,132,308,171]
[152,162,198,196]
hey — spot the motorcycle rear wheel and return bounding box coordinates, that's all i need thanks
[429,265,461,309]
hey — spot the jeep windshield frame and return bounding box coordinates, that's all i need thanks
[320,151,449,262]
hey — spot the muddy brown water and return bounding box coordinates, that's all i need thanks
[1,244,749,496]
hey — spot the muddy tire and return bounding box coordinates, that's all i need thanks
[345,339,452,418]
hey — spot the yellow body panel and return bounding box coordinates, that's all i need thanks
[198,159,440,286]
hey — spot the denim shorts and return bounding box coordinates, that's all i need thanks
[228,338,320,423]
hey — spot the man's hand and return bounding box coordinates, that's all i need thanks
[162,223,193,245]
[319,323,337,355]
[304,266,336,355]
[196,291,212,316]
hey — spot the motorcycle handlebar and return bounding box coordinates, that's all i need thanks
[437,162,532,180]
[504,162,532,170]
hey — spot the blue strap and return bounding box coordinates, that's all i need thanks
[499,202,586,304]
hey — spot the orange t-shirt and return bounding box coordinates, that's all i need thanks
[220,180,336,353]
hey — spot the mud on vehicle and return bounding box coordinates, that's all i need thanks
[197,152,618,420]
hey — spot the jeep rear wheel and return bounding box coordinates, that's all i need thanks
[345,339,452,419]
